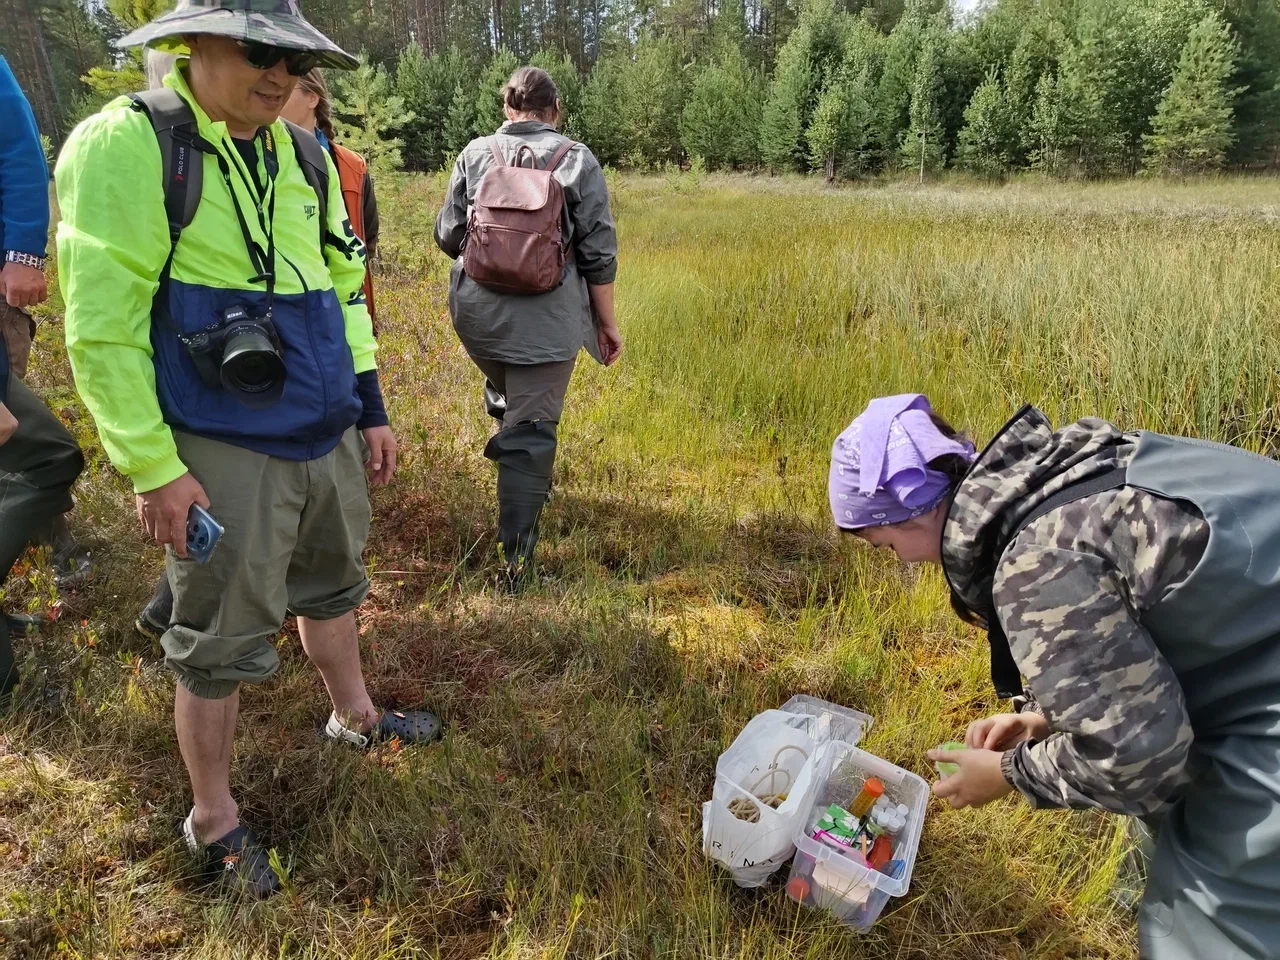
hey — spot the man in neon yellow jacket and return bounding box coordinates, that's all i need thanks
[55,0,441,897]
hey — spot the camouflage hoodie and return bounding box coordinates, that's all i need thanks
[942,406,1209,816]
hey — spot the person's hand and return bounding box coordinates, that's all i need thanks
[927,747,1014,809]
[362,425,397,486]
[0,401,17,446]
[597,320,623,367]
[1,262,48,309]
[136,472,209,559]
[964,712,1049,751]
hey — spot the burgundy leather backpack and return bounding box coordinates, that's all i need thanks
[463,137,577,295]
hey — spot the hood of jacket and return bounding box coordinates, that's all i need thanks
[941,405,1136,616]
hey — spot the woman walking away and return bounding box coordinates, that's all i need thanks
[829,394,1280,960]
[281,69,379,328]
[136,67,384,639]
[434,65,621,588]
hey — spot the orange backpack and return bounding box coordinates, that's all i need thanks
[330,141,377,330]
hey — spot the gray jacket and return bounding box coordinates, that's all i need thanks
[434,121,618,365]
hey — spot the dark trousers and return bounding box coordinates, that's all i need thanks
[467,357,576,578]
[468,356,577,426]
[0,377,84,689]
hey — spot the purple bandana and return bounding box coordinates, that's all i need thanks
[829,394,976,530]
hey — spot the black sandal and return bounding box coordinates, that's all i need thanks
[181,813,281,898]
[323,708,442,748]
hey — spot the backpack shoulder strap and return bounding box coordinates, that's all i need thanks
[129,89,208,336]
[1008,468,1130,543]
[281,119,330,251]
[543,139,577,172]
[129,89,204,241]
[488,137,507,168]
[983,466,1130,700]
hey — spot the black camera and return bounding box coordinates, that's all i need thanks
[186,306,287,408]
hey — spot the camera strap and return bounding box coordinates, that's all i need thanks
[218,126,279,320]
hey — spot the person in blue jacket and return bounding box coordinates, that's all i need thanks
[0,56,86,695]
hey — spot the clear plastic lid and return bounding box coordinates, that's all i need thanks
[776,695,873,748]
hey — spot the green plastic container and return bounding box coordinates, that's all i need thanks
[934,741,965,778]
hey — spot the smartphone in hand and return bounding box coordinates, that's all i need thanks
[186,504,224,564]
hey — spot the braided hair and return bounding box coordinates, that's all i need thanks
[295,68,337,141]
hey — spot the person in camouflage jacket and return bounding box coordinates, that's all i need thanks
[829,395,1280,959]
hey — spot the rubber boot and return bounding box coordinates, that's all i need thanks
[484,381,507,423]
[483,420,558,589]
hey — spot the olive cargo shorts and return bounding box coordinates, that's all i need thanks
[162,428,371,699]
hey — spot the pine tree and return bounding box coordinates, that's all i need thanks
[619,38,684,168]
[1223,0,1280,166]
[79,56,144,109]
[582,50,627,167]
[840,66,876,177]
[834,20,883,176]
[806,83,846,178]
[108,0,170,30]
[393,42,431,169]
[52,0,155,123]
[900,39,944,178]
[1145,13,1242,174]
[724,47,764,168]
[396,43,468,171]
[759,50,812,172]
[758,1,848,174]
[682,63,734,169]
[874,9,923,165]
[474,48,520,138]
[1115,0,1206,173]
[1029,70,1071,175]
[1056,6,1132,176]
[332,56,415,176]
[957,67,1015,177]
[758,21,819,174]
[443,79,477,159]
[841,16,885,80]
[1002,34,1039,164]
[681,42,759,169]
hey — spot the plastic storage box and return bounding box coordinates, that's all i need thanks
[784,739,929,931]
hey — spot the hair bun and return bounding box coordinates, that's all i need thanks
[502,66,559,122]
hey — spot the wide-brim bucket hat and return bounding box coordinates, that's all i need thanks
[114,0,359,71]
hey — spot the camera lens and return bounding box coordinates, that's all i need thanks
[221,324,286,407]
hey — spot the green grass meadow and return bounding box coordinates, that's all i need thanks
[3,173,1279,959]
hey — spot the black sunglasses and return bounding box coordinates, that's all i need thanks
[235,40,320,76]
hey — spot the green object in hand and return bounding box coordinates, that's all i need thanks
[935,741,965,778]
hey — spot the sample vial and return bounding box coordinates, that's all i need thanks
[849,777,885,818]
